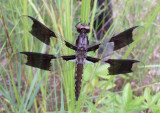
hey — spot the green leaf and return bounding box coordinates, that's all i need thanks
[83,64,94,81]
[144,88,151,103]
[115,94,123,105]
[122,83,132,104]
[96,64,109,78]
[96,81,115,90]
[27,72,46,110]
[150,92,160,106]
[150,105,160,113]
[0,83,10,100]
[91,77,99,87]
[81,0,91,23]
[131,96,145,106]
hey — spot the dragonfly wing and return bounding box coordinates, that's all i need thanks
[87,44,101,52]
[109,26,138,51]
[105,59,139,75]
[20,52,56,70]
[28,16,56,45]
[64,41,77,50]
[61,55,76,61]
[86,56,100,63]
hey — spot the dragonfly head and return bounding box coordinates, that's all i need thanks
[76,23,90,33]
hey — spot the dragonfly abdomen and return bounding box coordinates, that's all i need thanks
[75,60,84,101]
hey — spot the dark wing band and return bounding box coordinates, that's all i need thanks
[109,26,138,51]
[20,52,56,70]
[61,55,76,61]
[86,56,100,63]
[28,16,56,45]
[87,44,101,52]
[105,59,139,75]
[64,41,77,50]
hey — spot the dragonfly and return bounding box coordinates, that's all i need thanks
[20,16,139,101]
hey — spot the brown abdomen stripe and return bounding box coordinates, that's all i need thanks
[75,62,84,101]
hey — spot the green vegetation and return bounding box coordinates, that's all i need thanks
[0,0,160,112]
